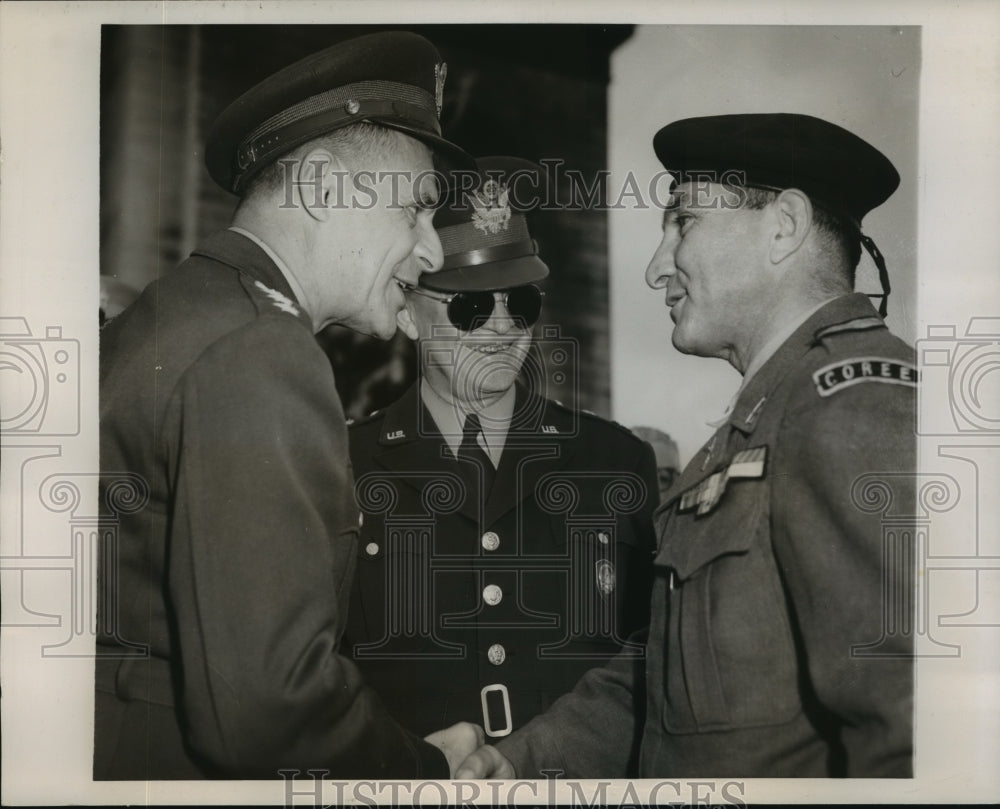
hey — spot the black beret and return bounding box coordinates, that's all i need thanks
[205,31,472,195]
[652,113,899,226]
[422,156,549,293]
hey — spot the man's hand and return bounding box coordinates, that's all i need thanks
[424,722,485,777]
[454,744,516,779]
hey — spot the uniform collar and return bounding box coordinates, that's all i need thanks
[227,226,310,316]
[375,382,573,446]
[729,293,885,434]
[193,229,303,315]
[418,378,516,465]
[740,296,837,386]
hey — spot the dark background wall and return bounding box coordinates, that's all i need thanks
[100,24,633,419]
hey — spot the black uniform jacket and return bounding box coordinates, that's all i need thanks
[346,383,659,741]
[498,294,917,778]
[95,230,447,780]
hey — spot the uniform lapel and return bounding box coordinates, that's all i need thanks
[371,385,483,523]
[483,388,575,528]
[193,230,299,305]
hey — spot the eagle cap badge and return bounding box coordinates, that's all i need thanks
[471,179,512,235]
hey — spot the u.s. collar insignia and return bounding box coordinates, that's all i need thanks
[471,179,512,235]
[434,62,448,117]
[254,280,299,316]
[386,429,405,441]
[595,560,615,597]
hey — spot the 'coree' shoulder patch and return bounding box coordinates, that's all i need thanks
[813,356,919,397]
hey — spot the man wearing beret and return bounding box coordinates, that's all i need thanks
[459,114,916,778]
[95,32,484,779]
[345,157,658,756]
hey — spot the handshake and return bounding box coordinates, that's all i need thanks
[424,722,516,778]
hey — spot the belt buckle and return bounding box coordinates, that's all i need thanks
[480,683,512,738]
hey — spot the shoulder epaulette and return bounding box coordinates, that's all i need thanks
[574,405,644,442]
[348,409,384,429]
[815,315,885,342]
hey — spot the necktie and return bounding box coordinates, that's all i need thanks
[458,412,495,496]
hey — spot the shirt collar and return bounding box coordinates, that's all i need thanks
[419,377,515,467]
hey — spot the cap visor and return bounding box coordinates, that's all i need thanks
[422,255,549,292]
[376,120,475,175]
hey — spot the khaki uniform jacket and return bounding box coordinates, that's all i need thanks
[346,384,658,746]
[95,230,447,780]
[498,294,917,777]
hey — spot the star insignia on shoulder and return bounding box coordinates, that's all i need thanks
[254,280,300,316]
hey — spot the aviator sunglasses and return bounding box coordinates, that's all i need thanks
[397,281,544,332]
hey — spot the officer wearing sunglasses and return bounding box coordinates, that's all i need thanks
[345,157,659,748]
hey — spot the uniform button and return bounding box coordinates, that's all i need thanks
[482,584,503,606]
[487,643,506,666]
[481,531,500,551]
[365,542,379,556]
[598,531,610,545]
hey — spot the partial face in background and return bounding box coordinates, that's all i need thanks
[645,181,772,364]
[406,286,536,407]
[313,132,443,338]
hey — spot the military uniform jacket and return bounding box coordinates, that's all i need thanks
[498,294,916,777]
[346,383,658,742]
[96,230,446,779]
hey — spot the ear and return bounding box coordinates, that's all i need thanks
[769,188,812,264]
[295,148,350,223]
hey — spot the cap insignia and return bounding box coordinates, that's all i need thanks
[254,280,299,316]
[471,179,511,235]
[434,62,448,117]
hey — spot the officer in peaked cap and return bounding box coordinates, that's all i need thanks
[206,30,471,195]
[460,114,917,779]
[96,31,481,780]
[346,157,659,748]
